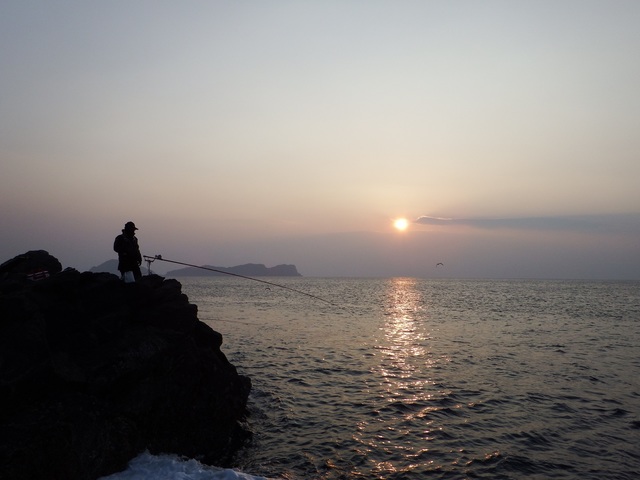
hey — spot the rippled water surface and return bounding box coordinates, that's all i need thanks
[178,278,640,479]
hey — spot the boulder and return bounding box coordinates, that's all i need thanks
[0,249,62,280]
[0,252,251,480]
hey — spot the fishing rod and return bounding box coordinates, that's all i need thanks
[143,255,346,311]
[198,317,263,326]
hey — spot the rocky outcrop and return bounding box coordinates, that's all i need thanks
[0,251,251,480]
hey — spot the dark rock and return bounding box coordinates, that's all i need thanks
[0,249,63,280]
[0,252,251,480]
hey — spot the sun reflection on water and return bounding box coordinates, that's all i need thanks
[379,277,430,378]
[352,278,453,476]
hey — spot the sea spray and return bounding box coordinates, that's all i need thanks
[98,452,275,480]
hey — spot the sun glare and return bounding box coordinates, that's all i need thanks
[394,218,409,231]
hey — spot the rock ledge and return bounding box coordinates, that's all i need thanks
[0,251,251,480]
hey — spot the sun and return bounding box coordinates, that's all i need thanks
[393,218,409,231]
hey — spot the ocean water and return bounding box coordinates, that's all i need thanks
[105,277,640,480]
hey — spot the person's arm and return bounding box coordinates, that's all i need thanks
[114,236,122,254]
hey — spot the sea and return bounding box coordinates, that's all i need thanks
[100,277,640,480]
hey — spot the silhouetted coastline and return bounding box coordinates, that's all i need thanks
[90,259,302,278]
[0,251,251,480]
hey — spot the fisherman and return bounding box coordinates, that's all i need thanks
[113,221,142,282]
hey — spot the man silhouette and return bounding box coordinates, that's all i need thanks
[113,221,142,282]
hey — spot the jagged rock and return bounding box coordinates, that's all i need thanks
[0,252,251,480]
[0,249,62,280]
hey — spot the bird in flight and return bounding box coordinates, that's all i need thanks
[436,262,444,267]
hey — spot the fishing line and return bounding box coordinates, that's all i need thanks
[199,317,262,326]
[144,255,348,311]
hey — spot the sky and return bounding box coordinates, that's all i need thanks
[2,1,639,279]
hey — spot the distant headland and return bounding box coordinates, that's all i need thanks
[166,263,302,277]
[90,259,302,277]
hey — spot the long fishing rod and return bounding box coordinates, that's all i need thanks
[144,255,346,311]
[199,317,263,326]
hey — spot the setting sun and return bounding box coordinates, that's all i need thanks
[393,218,409,231]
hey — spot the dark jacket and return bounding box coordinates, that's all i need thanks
[113,231,142,273]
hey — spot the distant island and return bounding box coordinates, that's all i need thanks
[89,259,302,277]
[166,263,302,277]
[89,259,120,274]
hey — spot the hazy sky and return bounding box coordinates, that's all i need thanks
[2,1,639,279]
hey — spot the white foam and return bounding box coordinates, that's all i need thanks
[98,451,275,480]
